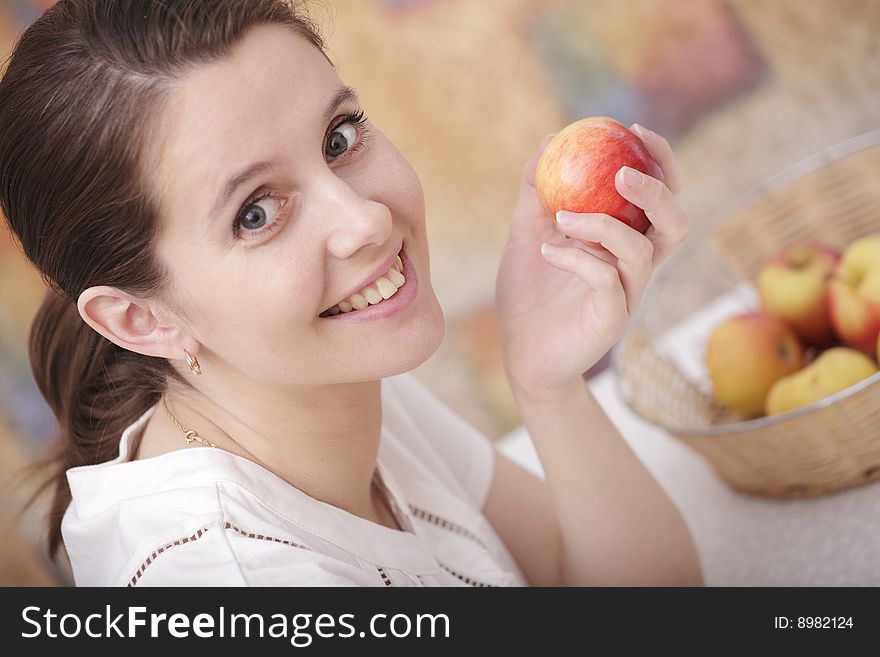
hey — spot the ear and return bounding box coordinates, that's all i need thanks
[76,285,197,360]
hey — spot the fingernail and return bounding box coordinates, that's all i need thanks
[632,123,652,138]
[622,166,643,187]
[540,243,557,257]
[556,210,578,226]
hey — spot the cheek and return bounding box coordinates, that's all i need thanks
[207,264,318,335]
[396,157,425,203]
[375,142,425,220]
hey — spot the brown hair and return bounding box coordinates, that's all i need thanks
[0,0,328,562]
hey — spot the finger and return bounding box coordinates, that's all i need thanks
[555,211,654,312]
[558,238,618,266]
[539,242,629,329]
[630,124,682,195]
[614,167,689,266]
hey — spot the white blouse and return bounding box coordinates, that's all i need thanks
[61,372,529,587]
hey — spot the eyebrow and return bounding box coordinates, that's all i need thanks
[208,85,361,221]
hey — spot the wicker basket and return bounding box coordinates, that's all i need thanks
[612,129,880,497]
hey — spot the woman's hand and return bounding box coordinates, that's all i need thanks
[495,124,688,402]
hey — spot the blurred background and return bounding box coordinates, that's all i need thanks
[0,0,878,584]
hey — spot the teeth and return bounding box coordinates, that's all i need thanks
[388,268,405,288]
[321,251,408,317]
[362,285,383,304]
[350,292,368,310]
[376,277,397,300]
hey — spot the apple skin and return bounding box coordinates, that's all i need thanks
[765,347,878,416]
[706,312,805,417]
[827,234,880,356]
[535,117,663,235]
[756,243,840,346]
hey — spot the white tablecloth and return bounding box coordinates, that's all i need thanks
[496,371,880,586]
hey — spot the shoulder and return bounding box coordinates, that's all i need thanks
[126,519,381,587]
[62,448,385,587]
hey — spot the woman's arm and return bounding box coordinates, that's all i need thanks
[483,381,704,587]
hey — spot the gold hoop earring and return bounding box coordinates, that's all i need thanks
[183,349,202,375]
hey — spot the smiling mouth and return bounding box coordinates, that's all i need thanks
[319,246,406,318]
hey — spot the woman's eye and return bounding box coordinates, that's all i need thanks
[326,122,359,159]
[326,107,375,162]
[233,192,287,239]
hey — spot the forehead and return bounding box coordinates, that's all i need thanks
[144,24,337,223]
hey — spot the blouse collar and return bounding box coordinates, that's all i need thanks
[66,398,441,574]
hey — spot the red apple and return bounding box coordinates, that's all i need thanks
[535,116,663,234]
[756,243,840,346]
[828,234,880,356]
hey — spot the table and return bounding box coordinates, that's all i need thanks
[496,370,880,586]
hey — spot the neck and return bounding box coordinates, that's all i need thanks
[161,370,384,522]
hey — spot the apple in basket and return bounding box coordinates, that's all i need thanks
[827,234,880,356]
[705,312,805,417]
[765,347,878,416]
[756,243,840,346]
[535,117,663,238]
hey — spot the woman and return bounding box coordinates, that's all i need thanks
[0,0,701,586]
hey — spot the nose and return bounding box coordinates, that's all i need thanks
[310,174,393,259]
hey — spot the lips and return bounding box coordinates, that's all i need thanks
[318,243,418,322]
[320,242,405,316]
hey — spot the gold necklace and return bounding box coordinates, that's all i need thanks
[161,396,218,449]
[161,395,401,529]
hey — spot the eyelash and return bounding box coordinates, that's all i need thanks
[231,109,372,239]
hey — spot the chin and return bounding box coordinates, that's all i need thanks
[315,288,445,385]
[381,290,445,377]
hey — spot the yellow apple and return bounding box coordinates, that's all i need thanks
[838,233,880,271]
[765,347,878,416]
[706,313,805,417]
[828,234,880,356]
[757,243,840,346]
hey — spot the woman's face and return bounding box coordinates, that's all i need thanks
[144,24,444,387]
